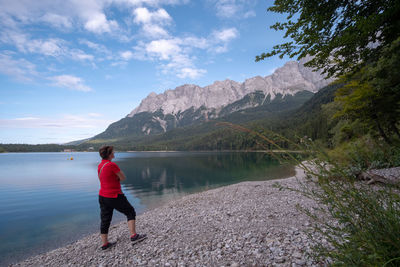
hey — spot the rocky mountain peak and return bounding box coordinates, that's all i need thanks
[128,59,332,117]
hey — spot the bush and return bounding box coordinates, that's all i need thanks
[328,135,400,172]
[300,159,400,266]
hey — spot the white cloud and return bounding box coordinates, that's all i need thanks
[182,36,209,49]
[0,0,240,82]
[177,68,207,79]
[120,50,134,60]
[0,114,113,129]
[14,117,40,121]
[213,28,239,42]
[0,52,38,81]
[133,7,172,24]
[243,10,256,18]
[216,1,238,18]
[40,13,73,29]
[0,0,189,36]
[142,24,169,38]
[26,38,66,57]
[50,75,93,92]
[84,13,119,34]
[1,32,94,62]
[79,39,112,60]
[132,26,239,79]
[110,61,128,67]
[69,49,95,61]
[133,7,172,38]
[212,0,257,19]
[145,39,181,60]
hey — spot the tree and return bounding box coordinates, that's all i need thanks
[335,37,400,144]
[257,0,400,78]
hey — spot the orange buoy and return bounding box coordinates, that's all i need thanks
[70,157,74,160]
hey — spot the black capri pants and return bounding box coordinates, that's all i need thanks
[99,194,136,234]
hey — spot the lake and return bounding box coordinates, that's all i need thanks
[0,151,295,265]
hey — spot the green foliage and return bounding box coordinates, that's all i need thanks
[335,37,400,144]
[0,146,6,153]
[257,0,400,78]
[329,119,371,147]
[328,136,400,174]
[299,157,400,266]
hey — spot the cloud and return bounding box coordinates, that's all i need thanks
[50,75,93,92]
[79,39,111,55]
[213,28,239,42]
[26,38,66,57]
[14,117,40,121]
[243,10,256,18]
[40,13,73,29]
[0,0,240,82]
[84,13,119,34]
[0,52,38,81]
[0,114,113,129]
[145,39,181,60]
[0,0,189,36]
[177,68,207,79]
[212,0,257,19]
[142,24,169,38]
[120,50,134,60]
[133,7,172,38]
[132,25,239,79]
[1,31,95,62]
[133,7,172,24]
[69,49,94,61]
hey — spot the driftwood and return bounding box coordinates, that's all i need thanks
[358,167,400,185]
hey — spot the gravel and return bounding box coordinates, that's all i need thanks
[12,166,327,266]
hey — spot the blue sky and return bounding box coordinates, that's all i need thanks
[0,0,291,144]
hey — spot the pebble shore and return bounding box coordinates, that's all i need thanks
[13,167,326,267]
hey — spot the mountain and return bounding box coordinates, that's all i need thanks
[88,58,332,143]
[128,58,330,117]
[80,83,340,152]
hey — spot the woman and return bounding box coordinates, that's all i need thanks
[97,145,146,250]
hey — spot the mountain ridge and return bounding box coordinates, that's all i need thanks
[128,58,332,117]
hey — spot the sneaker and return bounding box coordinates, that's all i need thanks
[130,234,147,245]
[101,242,116,250]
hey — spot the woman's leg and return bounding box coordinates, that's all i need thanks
[99,196,114,245]
[113,194,136,235]
[127,219,136,236]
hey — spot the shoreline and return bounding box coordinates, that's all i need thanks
[13,166,324,266]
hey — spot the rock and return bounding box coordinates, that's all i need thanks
[275,256,286,263]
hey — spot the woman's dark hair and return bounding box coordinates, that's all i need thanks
[99,145,114,159]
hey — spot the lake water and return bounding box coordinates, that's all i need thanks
[0,152,294,265]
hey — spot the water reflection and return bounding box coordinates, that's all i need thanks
[116,152,295,209]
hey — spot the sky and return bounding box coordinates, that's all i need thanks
[0,0,292,144]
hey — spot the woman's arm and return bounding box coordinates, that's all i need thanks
[116,171,126,181]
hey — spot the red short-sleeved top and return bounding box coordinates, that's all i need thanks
[98,159,122,198]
